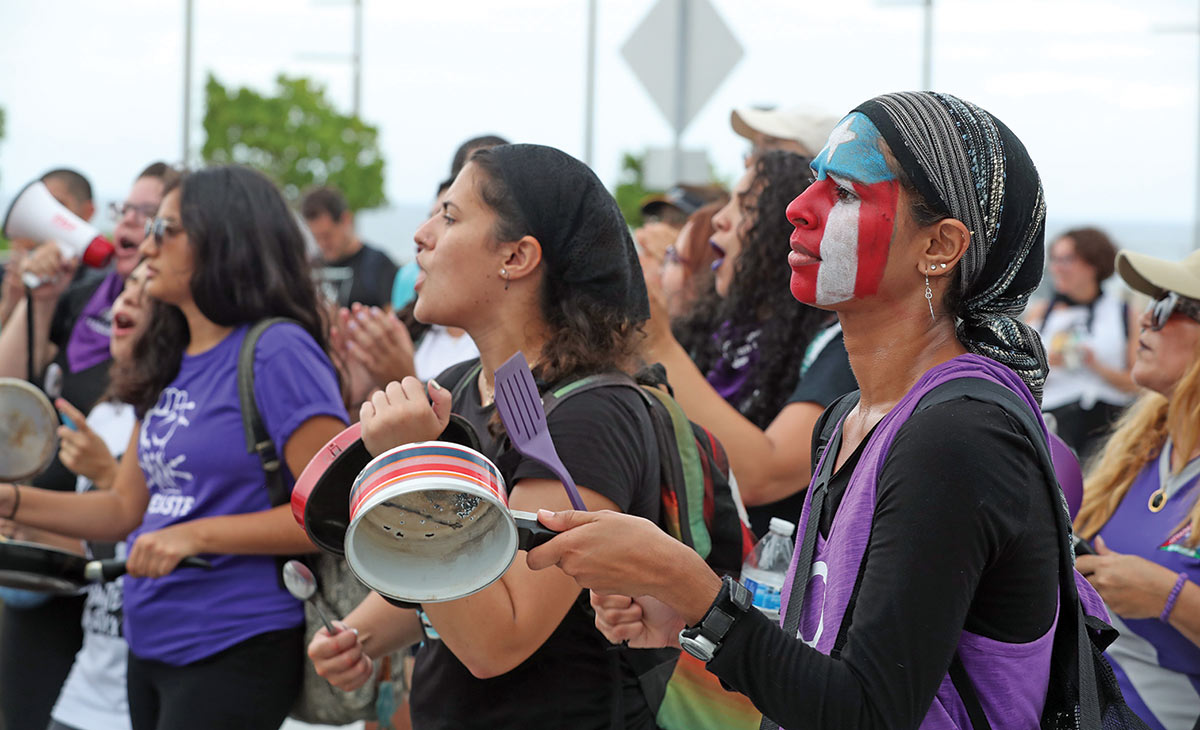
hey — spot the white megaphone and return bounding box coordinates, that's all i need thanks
[3,180,115,288]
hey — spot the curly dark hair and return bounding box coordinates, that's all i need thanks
[672,151,828,428]
[469,149,643,389]
[112,166,333,416]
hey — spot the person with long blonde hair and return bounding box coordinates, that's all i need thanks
[1074,248,1200,730]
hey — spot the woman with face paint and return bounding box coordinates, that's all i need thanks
[528,92,1107,729]
[641,151,843,537]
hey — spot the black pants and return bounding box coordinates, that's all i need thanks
[0,595,86,730]
[126,626,303,730]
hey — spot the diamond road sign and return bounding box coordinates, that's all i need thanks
[621,0,744,135]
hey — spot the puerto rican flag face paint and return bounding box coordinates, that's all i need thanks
[786,113,899,306]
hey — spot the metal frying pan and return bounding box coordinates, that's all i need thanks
[291,415,486,556]
[0,377,59,482]
[0,537,212,595]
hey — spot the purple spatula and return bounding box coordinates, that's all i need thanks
[493,351,587,511]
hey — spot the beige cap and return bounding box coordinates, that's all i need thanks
[1116,248,1200,300]
[731,106,841,157]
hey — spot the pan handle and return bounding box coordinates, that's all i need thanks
[513,514,558,552]
[83,556,214,583]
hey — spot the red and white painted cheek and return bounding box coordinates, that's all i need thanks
[787,179,897,305]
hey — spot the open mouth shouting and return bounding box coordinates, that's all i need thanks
[709,239,726,271]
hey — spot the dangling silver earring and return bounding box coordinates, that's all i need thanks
[501,268,510,291]
[925,272,935,320]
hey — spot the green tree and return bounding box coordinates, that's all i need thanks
[202,74,385,210]
[613,152,661,228]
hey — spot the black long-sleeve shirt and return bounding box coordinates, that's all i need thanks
[708,396,1060,729]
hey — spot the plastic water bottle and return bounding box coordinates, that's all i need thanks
[740,517,796,622]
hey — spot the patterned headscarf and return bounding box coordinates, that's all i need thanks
[854,92,1049,401]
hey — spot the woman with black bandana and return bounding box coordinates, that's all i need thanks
[527,92,1115,729]
[307,144,662,729]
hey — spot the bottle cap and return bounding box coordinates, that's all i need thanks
[768,517,795,538]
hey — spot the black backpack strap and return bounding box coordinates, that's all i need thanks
[237,317,298,508]
[813,390,860,471]
[236,317,303,589]
[913,377,1104,727]
[950,651,993,730]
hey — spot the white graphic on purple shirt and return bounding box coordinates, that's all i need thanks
[139,387,196,496]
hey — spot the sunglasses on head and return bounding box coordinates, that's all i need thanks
[1148,291,1200,331]
[143,217,182,244]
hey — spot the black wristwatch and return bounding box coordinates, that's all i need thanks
[678,575,752,662]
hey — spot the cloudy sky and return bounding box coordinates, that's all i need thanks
[1,0,1197,261]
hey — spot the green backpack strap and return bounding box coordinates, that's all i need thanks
[540,372,712,557]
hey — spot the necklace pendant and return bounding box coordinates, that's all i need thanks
[1148,488,1167,513]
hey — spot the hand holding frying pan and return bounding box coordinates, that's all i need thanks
[125,523,208,578]
[0,536,211,595]
[359,376,452,458]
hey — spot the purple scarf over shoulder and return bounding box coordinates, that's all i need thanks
[778,354,1109,729]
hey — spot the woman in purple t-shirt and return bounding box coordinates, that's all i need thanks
[0,166,348,730]
[1074,249,1200,730]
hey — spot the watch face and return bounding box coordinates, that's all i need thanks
[679,630,717,662]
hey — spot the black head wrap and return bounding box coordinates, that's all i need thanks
[479,144,650,322]
[853,92,1049,401]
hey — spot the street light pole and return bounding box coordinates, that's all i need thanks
[182,0,193,166]
[352,0,362,117]
[672,0,689,183]
[922,0,933,90]
[584,0,597,166]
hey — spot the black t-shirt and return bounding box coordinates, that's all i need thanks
[409,360,662,730]
[315,243,398,309]
[35,268,114,493]
[707,396,1060,729]
[746,331,859,536]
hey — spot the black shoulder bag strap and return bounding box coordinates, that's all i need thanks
[913,378,1102,730]
[237,318,298,509]
[236,317,302,588]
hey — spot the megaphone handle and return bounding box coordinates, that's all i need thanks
[21,271,44,290]
[514,516,558,552]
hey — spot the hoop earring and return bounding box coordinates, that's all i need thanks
[925,272,935,321]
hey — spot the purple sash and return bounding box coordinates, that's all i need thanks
[778,354,1104,729]
[65,271,122,373]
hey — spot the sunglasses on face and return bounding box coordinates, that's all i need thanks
[143,217,182,244]
[1148,291,1200,331]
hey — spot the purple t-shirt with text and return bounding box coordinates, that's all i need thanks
[125,323,347,665]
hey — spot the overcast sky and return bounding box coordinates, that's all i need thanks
[2,0,1197,260]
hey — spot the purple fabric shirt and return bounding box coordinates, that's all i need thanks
[125,323,347,665]
[66,270,123,373]
[704,323,760,406]
[1097,457,1200,730]
[779,354,1105,729]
